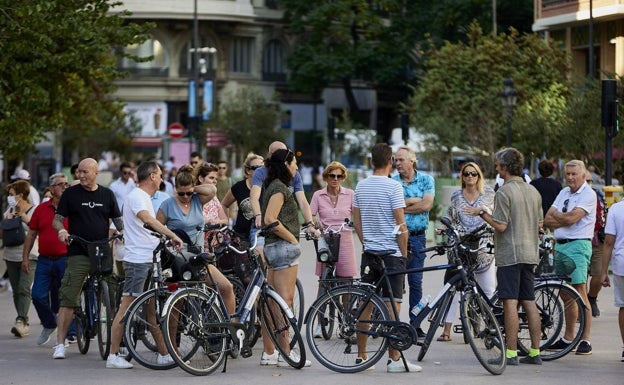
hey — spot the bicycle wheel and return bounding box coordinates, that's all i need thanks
[318,268,335,340]
[162,288,228,376]
[227,276,251,358]
[123,288,177,370]
[418,290,453,362]
[460,290,505,375]
[293,278,304,331]
[75,289,91,354]
[305,286,390,373]
[261,289,307,368]
[97,281,112,360]
[531,281,585,361]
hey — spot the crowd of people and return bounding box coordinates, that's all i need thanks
[2,141,623,374]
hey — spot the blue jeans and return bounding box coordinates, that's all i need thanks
[32,256,67,329]
[407,234,426,327]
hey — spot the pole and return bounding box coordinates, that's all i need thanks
[505,109,511,148]
[589,0,594,80]
[192,0,200,160]
[492,0,497,36]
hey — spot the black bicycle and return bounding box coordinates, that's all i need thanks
[68,233,123,360]
[305,218,505,374]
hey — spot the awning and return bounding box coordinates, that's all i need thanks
[131,137,163,148]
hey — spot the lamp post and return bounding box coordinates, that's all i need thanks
[500,77,517,148]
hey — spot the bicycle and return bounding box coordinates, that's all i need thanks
[68,233,124,360]
[305,218,506,374]
[122,224,213,370]
[160,221,308,376]
[303,218,354,340]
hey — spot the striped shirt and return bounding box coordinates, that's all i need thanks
[354,175,406,255]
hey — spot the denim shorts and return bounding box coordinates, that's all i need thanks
[122,261,151,297]
[263,240,301,271]
[249,224,265,247]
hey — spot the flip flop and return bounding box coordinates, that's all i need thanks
[437,334,452,342]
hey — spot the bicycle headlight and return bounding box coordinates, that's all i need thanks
[319,251,329,262]
[182,270,192,281]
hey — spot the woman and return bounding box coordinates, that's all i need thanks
[156,165,235,314]
[2,180,36,337]
[438,162,495,342]
[221,154,264,245]
[260,148,310,366]
[195,163,229,227]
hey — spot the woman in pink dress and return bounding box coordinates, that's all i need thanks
[309,161,357,279]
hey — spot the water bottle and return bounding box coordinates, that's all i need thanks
[317,236,330,262]
[411,295,431,317]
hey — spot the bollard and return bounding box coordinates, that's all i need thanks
[603,185,623,208]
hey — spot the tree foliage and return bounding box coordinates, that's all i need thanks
[215,87,286,161]
[0,1,152,161]
[406,23,571,177]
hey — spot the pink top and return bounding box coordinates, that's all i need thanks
[309,187,357,277]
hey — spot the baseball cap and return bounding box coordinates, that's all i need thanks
[11,169,31,180]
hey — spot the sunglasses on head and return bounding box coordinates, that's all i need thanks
[462,171,479,177]
[177,191,194,197]
[328,173,345,180]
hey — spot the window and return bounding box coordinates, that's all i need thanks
[229,37,254,74]
[262,39,287,82]
[119,38,169,76]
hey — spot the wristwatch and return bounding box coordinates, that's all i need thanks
[478,209,485,217]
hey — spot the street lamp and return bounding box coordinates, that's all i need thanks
[500,77,517,148]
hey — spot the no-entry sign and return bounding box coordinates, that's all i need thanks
[168,122,184,139]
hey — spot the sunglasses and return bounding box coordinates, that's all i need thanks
[52,182,69,188]
[328,174,345,180]
[462,171,479,177]
[177,191,194,197]
[562,198,569,213]
[247,165,261,171]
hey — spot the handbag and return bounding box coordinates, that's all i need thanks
[1,216,25,247]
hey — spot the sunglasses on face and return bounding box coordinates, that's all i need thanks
[328,173,345,180]
[462,171,479,177]
[177,191,194,197]
[247,165,261,171]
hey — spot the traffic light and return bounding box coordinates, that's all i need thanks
[327,117,335,141]
[401,113,409,143]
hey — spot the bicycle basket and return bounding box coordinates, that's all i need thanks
[315,232,341,263]
[215,247,254,284]
[87,242,113,275]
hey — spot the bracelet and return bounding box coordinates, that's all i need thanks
[301,221,314,228]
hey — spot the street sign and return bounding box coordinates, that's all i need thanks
[168,122,184,139]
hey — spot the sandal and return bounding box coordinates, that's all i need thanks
[437,334,452,342]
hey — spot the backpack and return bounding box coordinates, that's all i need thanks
[592,188,607,246]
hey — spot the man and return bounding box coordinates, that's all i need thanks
[51,158,123,360]
[599,197,624,361]
[190,151,203,168]
[11,169,40,205]
[106,160,184,369]
[477,147,543,365]
[586,172,607,317]
[22,173,69,346]
[109,161,136,210]
[353,143,420,373]
[392,145,434,336]
[530,159,563,218]
[543,159,595,355]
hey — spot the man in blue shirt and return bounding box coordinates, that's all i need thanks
[392,146,435,336]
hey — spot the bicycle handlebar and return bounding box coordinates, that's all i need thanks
[68,233,123,245]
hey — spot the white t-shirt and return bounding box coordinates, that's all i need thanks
[605,200,624,275]
[122,187,158,264]
[110,177,137,211]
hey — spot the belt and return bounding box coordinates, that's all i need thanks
[409,230,426,236]
[556,238,591,244]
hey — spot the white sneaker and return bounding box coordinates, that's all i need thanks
[260,351,278,365]
[156,353,174,365]
[37,327,57,345]
[355,356,375,370]
[106,353,133,369]
[52,343,66,359]
[387,358,422,373]
[313,325,323,338]
[277,351,312,367]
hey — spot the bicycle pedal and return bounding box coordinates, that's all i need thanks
[452,325,463,334]
[240,346,252,358]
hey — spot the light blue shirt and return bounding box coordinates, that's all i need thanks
[158,194,204,245]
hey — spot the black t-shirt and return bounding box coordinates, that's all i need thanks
[530,177,563,217]
[231,180,253,239]
[56,184,121,256]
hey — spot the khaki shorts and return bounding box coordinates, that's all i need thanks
[589,245,603,276]
[59,255,91,308]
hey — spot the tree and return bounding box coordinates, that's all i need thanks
[215,87,286,162]
[278,0,421,124]
[0,1,152,162]
[406,23,571,177]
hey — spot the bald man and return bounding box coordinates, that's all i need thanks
[51,158,123,359]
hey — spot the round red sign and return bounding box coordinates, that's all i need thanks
[168,122,184,139]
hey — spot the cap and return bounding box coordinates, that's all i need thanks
[11,169,31,180]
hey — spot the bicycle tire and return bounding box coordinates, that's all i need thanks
[261,289,307,368]
[318,266,335,340]
[293,278,304,331]
[123,288,177,370]
[460,290,506,375]
[162,288,228,376]
[531,281,585,361]
[97,281,112,360]
[75,289,91,354]
[227,276,250,358]
[305,285,390,373]
[418,290,453,362]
